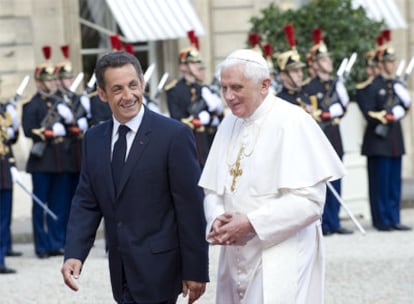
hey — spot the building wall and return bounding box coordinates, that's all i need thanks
[0,0,82,168]
[0,0,413,218]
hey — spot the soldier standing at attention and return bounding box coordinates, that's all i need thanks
[303,28,353,236]
[166,31,223,168]
[22,46,75,258]
[357,30,412,231]
[0,83,22,273]
[276,24,313,113]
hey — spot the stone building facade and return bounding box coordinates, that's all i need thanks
[0,0,413,219]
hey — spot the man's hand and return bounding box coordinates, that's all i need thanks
[182,280,206,304]
[61,258,83,292]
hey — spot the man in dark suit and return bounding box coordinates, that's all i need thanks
[61,51,209,304]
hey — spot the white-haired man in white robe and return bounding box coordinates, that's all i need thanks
[199,49,345,304]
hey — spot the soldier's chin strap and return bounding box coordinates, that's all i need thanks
[286,70,301,91]
[186,62,203,84]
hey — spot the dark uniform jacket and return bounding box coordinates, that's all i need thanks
[303,76,345,157]
[0,104,18,190]
[277,87,311,107]
[357,75,405,157]
[22,92,74,173]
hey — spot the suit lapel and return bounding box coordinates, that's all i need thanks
[116,110,153,198]
[101,121,117,201]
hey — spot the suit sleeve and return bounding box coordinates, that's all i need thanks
[64,131,103,262]
[167,124,209,282]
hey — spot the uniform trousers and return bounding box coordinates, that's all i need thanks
[31,172,74,254]
[322,179,341,233]
[367,156,402,229]
[0,189,12,267]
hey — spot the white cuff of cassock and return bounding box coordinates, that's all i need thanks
[203,190,225,242]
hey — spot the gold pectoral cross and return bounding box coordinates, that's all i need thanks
[229,146,244,192]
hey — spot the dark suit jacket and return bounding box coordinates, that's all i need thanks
[64,107,209,303]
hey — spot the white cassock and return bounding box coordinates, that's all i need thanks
[199,94,345,304]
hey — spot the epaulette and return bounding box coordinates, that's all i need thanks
[356,77,374,90]
[164,79,178,91]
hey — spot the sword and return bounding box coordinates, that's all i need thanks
[344,52,357,79]
[395,59,406,81]
[152,72,169,100]
[326,182,366,235]
[144,63,156,84]
[403,55,414,84]
[15,180,58,221]
[8,75,30,105]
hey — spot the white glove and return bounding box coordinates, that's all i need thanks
[52,122,67,137]
[57,103,74,124]
[393,82,411,107]
[198,110,211,125]
[10,166,22,184]
[211,116,220,127]
[7,127,16,140]
[328,103,344,118]
[335,80,349,107]
[6,104,19,129]
[202,87,223,113]
[80,94,92,117]
[392,105,406,120]
[77,117,89,132]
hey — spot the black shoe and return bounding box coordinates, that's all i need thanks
[36,252,50,259]
[376,226,393,232]
[392,224,412,231]
[49,249,64,256]
[335,227,354,235]
[6,250,23,257]
[0,266,17,274]
[322,230,333,236]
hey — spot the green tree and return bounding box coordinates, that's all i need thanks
[249,0,385,97]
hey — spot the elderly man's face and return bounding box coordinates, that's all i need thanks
[220,64,270,118]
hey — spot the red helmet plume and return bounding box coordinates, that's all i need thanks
[312,28,323,45]
[283,23,296,49]
[60,45,69,59]
[42,46,52,60]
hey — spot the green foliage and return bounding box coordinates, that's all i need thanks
[249,0,385,97]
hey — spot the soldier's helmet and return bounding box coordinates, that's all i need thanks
[34,46,56,81]
[309,28,330,61]
[54,44,74,79]
[179,47,202,64]
[377,29,396,62]
[179,30,203,64]
[275,24,306,71]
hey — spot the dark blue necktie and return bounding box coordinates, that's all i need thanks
[112,125,129,194]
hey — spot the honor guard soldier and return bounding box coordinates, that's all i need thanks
[55,45,90,174]
[0,82,22,273]
[276,24,312,112]
[166,31,223,167]
[22,46,75,258]
[303,28,353,236]
[358,29,412,231]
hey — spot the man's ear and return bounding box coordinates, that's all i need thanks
[97,86,108,103]
[139,75,145,91]
[262,78,271,89]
